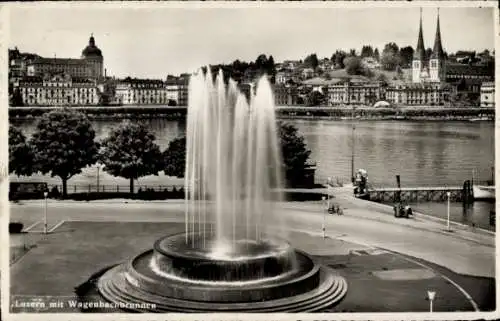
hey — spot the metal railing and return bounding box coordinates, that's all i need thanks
[47,184,184,194]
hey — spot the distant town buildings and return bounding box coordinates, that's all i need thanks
[25,35,104,79]
[112,75,190,106]
[386,83,452,106]
[480,82,495,108]
[16,73,99,106]
[115,78,170,105]
[8,14,494,108]
[328,80,384,106]
[274,83,299,106]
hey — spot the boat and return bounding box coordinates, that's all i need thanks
[472,168,496,201]
[469,116,491,122]
[473,185,495,201]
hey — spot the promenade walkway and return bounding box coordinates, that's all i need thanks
[10,191,495,278]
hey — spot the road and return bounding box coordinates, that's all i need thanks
[10,196,495,278]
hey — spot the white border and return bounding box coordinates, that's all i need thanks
[1,1,499,321]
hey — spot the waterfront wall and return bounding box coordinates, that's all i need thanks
[8,105,495,121]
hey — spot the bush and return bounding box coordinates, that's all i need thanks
[9,222,24,234]
[283,191,326,202]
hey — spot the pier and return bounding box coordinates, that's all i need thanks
[367,186,470,202]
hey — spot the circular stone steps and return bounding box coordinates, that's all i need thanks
[98,264,347,312]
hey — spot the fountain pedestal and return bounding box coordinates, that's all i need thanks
[97,232,347,312]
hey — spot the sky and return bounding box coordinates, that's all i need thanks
[7,4,496,79]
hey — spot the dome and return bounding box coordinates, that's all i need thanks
[373,100,391,108]
[82,35,102,57]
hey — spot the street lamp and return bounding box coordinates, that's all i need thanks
[43,191,48,234]
[446,192,451,231]
[351,109,356,184]
[97,164,100,192]
[427,290,436,312]
[321,196,327,238]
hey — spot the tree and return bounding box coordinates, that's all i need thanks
[399,46,414,68]
[381,42,401,71]
[376,73,388,85]
[344,56,373,77]
[374,48,380,61]
[425,48,433,61]
[9,125,35,177]
[345,56,364,75]
[331,50,346,69]
[361,45,374,58]
[100,122,162,193]
[305,90,324,107]
[267,55,276,83]
[255,54,268,70]
[349,49,357,57]
[278,123,311,187]
[304,54,319,70]
[162,136,186,178]
[30,109,99,198]
[10,88,24,107]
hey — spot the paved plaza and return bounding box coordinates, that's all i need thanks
[8,189,496,313]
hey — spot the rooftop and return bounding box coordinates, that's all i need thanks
[31,58,88,65]
[445,63,493,77]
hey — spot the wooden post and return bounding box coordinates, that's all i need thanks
[396,175,401,203]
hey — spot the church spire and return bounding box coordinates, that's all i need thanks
[414,8,426,62]
[431,8,444,60]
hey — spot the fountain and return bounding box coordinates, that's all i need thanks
[96,69,347,312]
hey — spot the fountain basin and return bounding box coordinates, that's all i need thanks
[97,232,348,311]
[152,232,299,282]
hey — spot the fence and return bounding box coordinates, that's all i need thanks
[47,184,184,194]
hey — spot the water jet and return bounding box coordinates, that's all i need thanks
[95,69,347,312]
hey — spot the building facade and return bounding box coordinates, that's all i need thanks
[385,83,452,106]
[327,81,384,106]
[114,74,190,106]
[274,84,299,106]
[480,82,495,108]
[9,48,40,79]
[177,74,190,106]
[115,78,169,105]
[26,35,103,80]
[17,73,99,106]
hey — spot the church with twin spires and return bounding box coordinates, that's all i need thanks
[412,9,446,83]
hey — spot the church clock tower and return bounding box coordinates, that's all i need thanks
[429,9,445,83]
[412,9,427,83]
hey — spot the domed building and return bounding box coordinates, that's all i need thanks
[81,34,104,79]
[26,34,104,80]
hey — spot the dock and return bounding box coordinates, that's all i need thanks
[367,186,468,202]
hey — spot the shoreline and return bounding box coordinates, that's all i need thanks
[8,106,495,122]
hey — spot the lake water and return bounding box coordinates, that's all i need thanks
[10,118,496,230]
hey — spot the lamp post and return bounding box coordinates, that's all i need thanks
[97,164,100,192]
[321,196,326,238]
[43,191,48,234]
[351,108,355,183]
[427,290,436,312]
[446,192,451,231]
